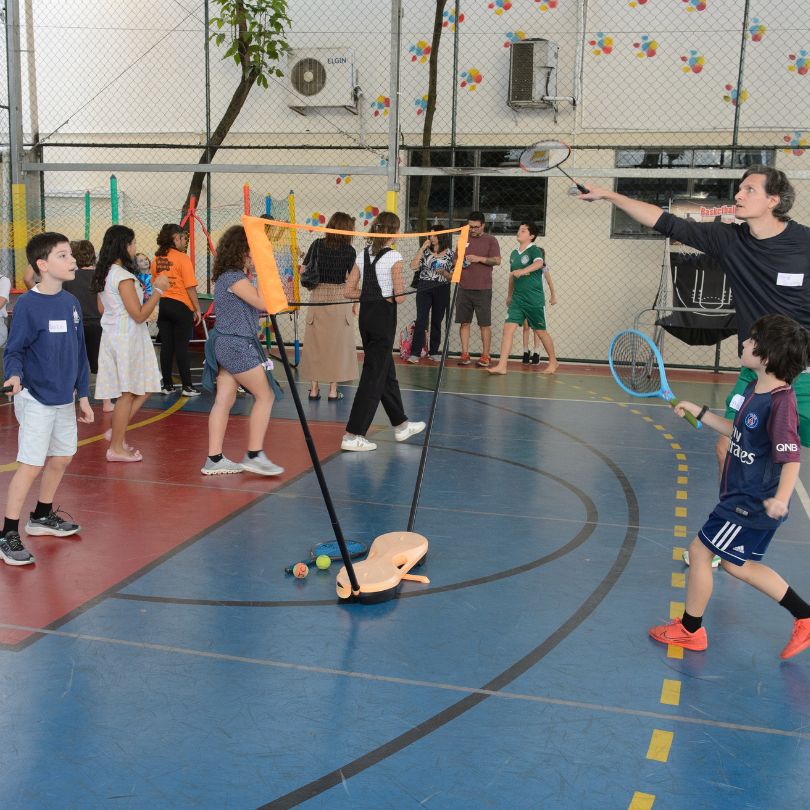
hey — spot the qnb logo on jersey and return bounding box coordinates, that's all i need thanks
[72,306,80,326]
[521,255,529,265]
[744,412,759,429]
[776,442,799,453]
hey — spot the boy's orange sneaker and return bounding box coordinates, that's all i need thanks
[458,353,472,365]
[780,617,810,660]
[648,619,708,651]
[476,355,491,367]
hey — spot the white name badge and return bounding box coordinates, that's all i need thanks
[729,393,745,412]
[777,273,804,287]
[48,320,67,333]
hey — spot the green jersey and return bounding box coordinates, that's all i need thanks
[509,244,545,303]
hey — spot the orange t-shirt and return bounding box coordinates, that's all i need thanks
[150,248,197,311]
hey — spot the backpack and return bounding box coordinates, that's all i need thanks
[398,321,429,360]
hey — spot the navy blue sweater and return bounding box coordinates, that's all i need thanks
[3,288,90,405]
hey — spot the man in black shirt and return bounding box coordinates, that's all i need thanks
[579,166,810,466]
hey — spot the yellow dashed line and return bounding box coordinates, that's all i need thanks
[677,476,688,485]
[631,408,642,414]
[676,490,688,500]
[669,601,685,619]
[660,679,681,706]
[673,525,687,537]
[670,442,682,450]
[675,506,687,517]
[667,645,684,659]
[671,572,685,588]
[675,452,686,460]
[602,396,614,401]
[678,463,688,472]
[629,792,655,810]
[654,424,665,431]
[672,546,686,560]
[646,730,674,762]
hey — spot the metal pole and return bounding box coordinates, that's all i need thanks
[385,0,402,213]
[731,0,751,146]
[23,0,42,223]
[204,0,212,290]
[448,0,461,226]
[6,0,28,283]
[269,315,360,593]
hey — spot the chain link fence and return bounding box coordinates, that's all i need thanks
[2,0,809,368]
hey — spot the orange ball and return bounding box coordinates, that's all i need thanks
[292,562,309,579]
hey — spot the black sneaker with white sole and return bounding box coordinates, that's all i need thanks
[0,531,35,565]
[26,508,80,537]
[160,384,176,395]
[181,386,201,397]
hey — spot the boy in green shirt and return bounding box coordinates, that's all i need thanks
[488,222,558,375]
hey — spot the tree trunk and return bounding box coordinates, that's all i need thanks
[183,69,258,218]
[416,1,448,231]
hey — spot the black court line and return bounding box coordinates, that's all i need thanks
[110,451,598,606]
[258,400,641,807]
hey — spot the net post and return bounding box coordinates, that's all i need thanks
[84,189,90,239]
[243,183,251,215]
[110,175,119,224]
[269,315,360,594]
[188,196,197,267]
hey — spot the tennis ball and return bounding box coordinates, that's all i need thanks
[315,554,332,570]
[292,562,309,579]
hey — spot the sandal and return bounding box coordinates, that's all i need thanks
[327,391,344,401]
[103,428,136,452]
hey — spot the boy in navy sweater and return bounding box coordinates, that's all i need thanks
[1,233,93,565]
[649,314,810,659]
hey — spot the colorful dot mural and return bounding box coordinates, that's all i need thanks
[487,0,512,17]
[335,175,352,185]
[722,84,747,105]
[414,95,428,115]
[680,50,704,73]
[783,132,808,156]
[748,18,766,42]
[633,35,658,58]
[358,205,380,226]
[442,6,464,30]
[408,40,432,64]
[306,212,326,226]
[371,95,391,117]
[788,51,809,76]
[682,0,707,10]
[460,68,484,90]
[504,31,527,48]
[534,0,558,10]
[589,33,614,56]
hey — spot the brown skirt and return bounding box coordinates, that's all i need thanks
[298,284,358,383]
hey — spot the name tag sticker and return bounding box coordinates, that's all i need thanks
[777,273,804,287]
[729,393,745,412]
[48,320,67,333]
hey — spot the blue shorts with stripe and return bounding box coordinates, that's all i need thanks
[698,509,777,566]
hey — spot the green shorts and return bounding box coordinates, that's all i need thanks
[506,298,546,330]
[725,366,810,446]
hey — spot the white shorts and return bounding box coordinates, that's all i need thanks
[14,392,78,467]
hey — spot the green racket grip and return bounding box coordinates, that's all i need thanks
[667,397,702,429]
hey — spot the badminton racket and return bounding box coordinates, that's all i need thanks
[608,329,702,429]
[284,539,368,574]
[517,140,590,194]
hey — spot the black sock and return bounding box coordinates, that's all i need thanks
[208,454,223,463]
[681,612,703,633]
[247,450,261,459]
[32,501,52,520]
[2,517,20,536]
[779,587,810,620]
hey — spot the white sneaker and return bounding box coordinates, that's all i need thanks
[682,549,721,568]
[240,451,284,476]
[200,456,243,475]
[406,355,420,364]
[341,434,377,452]
[429,355,441,362]
[395,421,426,442]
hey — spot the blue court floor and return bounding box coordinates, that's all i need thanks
[0,362,808,808]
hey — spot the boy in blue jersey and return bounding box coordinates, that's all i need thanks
[649,314,810,659]
[1,233,94,566]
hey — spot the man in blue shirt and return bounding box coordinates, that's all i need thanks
[2,233,93,565]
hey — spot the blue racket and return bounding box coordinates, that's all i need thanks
[609,329,702,429]
[284,540,367,574]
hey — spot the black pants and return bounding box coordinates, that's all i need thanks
[157,297,194,388]
[346,300,407,436]
[83,321,102,375]
[410,284,450,357]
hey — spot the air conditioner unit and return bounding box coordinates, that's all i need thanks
[508,39,558,109]
[287,48,358,115]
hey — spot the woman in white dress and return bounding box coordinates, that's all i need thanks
[92,225,169,462]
